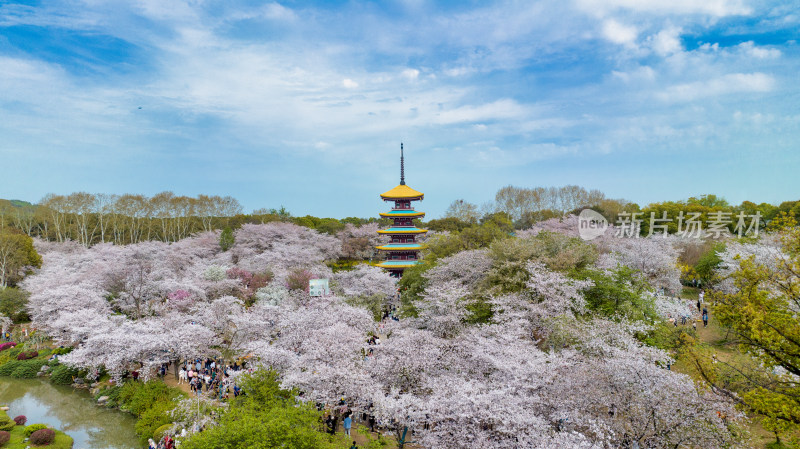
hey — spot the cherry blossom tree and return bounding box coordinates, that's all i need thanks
[595,235,682,294]
[334,264,396,298]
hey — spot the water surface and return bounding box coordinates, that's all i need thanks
[0,378,140,449]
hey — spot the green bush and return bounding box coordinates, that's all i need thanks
[51,347,73,356]
[135,400,177,442]
[153,423,174,442]
[24,423,48,437]
[49,364,80,385]
[0,361,19,376]
[0,410,13,431]
[10,359,46,379]
[95,384,122,408]
[118,381,183,416]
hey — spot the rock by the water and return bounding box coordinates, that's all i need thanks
[97,396,110,403]
[0,406,9,411]
[74,378,85,384]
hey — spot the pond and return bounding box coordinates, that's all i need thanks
[0,378,140,449]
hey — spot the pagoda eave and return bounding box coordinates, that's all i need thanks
[376,244,425,251]
[377,228,428,235]
[375,261,422,269]
[379,211,426,218]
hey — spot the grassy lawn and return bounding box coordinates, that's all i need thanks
[2,424,73,449]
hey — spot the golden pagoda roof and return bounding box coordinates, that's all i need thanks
[380,184,424,200]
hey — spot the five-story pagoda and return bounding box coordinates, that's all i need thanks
[376,144,426,277]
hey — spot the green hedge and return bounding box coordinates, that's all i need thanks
[49,364,80,385]
[10,359,46,379]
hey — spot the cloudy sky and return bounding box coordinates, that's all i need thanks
[1,0,798,218]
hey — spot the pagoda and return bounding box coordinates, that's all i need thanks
[375,144,427,277]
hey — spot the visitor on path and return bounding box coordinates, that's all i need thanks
[697,299,701,312]
[350,442,358,449]
[178,367,186,384]
[344,413,352,436]
[702,307,709,327]
[693,320,697,331]
[148,438,156,449]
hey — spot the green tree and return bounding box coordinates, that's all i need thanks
[694,242,725,287]
[0,287,30,322]
[219,227,235,251]
[0,232,42,287]
[702,228,800,441]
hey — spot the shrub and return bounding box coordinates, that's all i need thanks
[10,360,46,379]
[203,265,227,282]
[24,423,48,437]
[0,411,13,431]
[0,430,9,445]
[0,361,20,376]
[50,347,73,356]
[49,364,80,385]
[30,428,56,445]
[118,381,183,416]
[13,415,26,425]
[0,342,16,352]
[95,385,122,407]
[153,423,173,442]
[135,401,176,441]
[16,350,38,360]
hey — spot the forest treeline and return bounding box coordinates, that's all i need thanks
[0,192,385,246]
[2,186,799,247]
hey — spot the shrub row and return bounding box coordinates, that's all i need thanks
[0,359,47,378]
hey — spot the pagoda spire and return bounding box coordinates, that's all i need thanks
[400,142,405,185]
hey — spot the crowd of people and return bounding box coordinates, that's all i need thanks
[174,358,247,399]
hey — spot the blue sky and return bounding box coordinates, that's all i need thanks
[1,0,798,218]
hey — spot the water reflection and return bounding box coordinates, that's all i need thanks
[0,378,140,449]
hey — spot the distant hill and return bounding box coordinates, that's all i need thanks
[9,199,33,208]
[0,199,34,208]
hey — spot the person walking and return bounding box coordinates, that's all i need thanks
[343,413,352,437]
[702,307,709,328]
[350,442,358,449]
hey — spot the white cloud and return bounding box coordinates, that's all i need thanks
[342,78,359,89]
[401,68,420,80]
[648,27,683,56]
[737,41,781,59]
[577,0,751,17]
[432,99,527,125]
[658,73,775,102]
[612,65,656,83]
[602,19,638,46]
